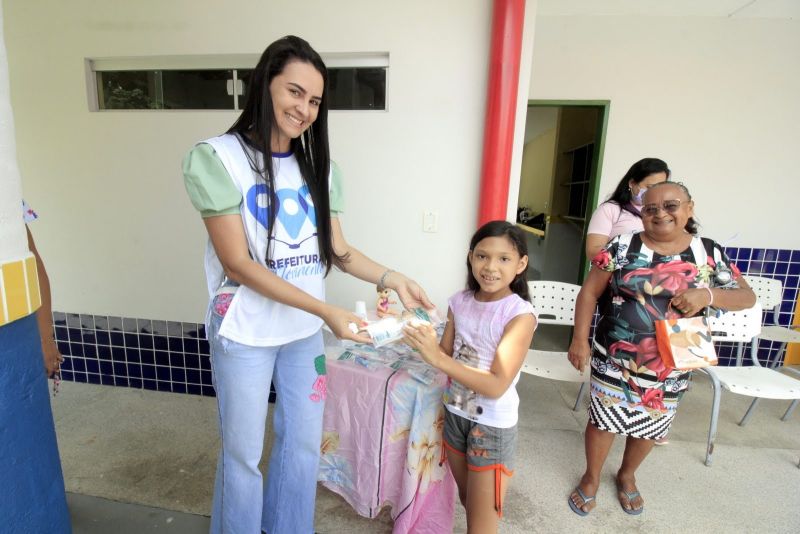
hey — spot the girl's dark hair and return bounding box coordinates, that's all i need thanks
[466,221,530,302]
[227,35,346,274]
[606,158,671,218]
[645,181,699,235]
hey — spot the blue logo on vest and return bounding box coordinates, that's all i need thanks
[246,184,317,240]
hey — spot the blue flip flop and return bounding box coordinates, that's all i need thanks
[617,487,644,515]
[568,487,596,517]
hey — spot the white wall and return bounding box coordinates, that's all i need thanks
[505,0,538,223]
[4,0,495,321]
[526,11,800,250]
[12,0,794,323]
[0,1,25,261]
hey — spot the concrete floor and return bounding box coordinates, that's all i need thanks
[67,493,210,533]
[53,371,799,533]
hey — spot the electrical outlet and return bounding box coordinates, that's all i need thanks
[423,210,438,233]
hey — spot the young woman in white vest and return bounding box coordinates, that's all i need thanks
[183,36,433,534]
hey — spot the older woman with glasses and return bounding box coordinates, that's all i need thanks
[566,182,756,516]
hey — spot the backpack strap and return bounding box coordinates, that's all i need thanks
[689,236,713,267]
[614,232,636,268]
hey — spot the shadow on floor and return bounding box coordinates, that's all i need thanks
[68,493,208,533]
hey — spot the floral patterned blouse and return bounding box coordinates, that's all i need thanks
[591,232,740,382]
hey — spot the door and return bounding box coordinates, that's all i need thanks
[516,101,609,285]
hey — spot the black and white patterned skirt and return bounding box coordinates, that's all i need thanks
[587,348,689,440]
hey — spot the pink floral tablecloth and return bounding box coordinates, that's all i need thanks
[318,346,456,533]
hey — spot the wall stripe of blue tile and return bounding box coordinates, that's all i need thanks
[716,246,799,366]
[54,313,216,396]
[51,246,799,395]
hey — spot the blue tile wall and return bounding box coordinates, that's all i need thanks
[53,313,215,396]
[53,311,283,401]
[718,246,800,367]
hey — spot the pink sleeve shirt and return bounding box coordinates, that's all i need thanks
[586,202,643,240]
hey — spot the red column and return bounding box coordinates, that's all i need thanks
[477,0,526,226]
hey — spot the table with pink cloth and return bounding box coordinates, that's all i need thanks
[318,344,457,534]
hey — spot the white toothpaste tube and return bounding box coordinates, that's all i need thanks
[365,308,440,347]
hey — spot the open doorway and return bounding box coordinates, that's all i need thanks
[516,101,609,283]
[516,100,609,349]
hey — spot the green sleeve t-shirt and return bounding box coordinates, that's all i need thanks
[182,143,345,218]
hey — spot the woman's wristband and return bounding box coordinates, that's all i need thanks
[377,269,395,291]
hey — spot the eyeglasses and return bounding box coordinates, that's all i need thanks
[642,199,687,217]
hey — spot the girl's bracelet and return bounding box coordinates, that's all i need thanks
[705,287,714,306]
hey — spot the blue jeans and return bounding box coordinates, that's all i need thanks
[208,313,326,534]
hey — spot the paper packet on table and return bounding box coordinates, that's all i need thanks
[365,307,443,348]
[391,357,439,385]
[337,343,395,370]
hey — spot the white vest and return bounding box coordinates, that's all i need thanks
[202,134,326,346]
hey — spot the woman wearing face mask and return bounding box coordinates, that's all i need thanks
[584,158,671,260]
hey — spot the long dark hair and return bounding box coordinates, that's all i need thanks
[645,181,700,235]
[606,158,671,217]
[466,221,530,302]
[227,35,345,274]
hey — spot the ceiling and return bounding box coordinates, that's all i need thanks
[537,0,799,19]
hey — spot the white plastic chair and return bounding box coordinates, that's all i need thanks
[698,302,800,466]
[523,281,588,411]
[739,275,800,423]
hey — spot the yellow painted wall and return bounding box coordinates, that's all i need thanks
[518,129,557,215]
[0,255,40,327]
[785,297,800,365]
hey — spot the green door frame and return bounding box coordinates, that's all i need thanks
[526,99,610,282]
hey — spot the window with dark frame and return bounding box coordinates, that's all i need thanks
[328,67,386,110]
[94,67,386,111]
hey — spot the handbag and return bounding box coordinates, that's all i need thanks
[654,307,718,370]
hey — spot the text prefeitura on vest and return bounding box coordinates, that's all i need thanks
[268,253,321,270]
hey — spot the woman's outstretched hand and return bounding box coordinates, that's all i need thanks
[321,305,371,344]
[567,338,591,374]
[385,272,434,311]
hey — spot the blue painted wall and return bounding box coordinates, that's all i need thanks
[0,314,70,533]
